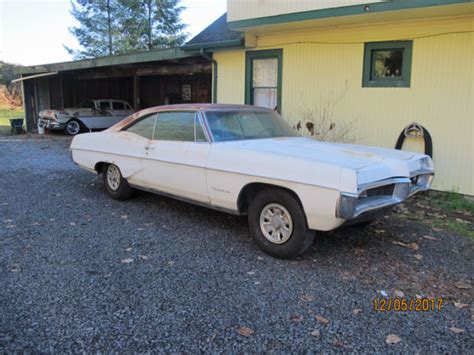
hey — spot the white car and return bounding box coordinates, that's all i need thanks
[70,104,434,258]
[39,99,134,135]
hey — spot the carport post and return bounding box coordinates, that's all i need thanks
[133,74,140,110]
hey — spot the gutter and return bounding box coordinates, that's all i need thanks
[182,38,244,51]
[199,49,218,104]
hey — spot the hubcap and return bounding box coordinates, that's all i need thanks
[66,121,80,135]
[106,165,121,191]
[259,203,293,244]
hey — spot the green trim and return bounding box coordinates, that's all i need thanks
[228,0,472,30]
[16,47,195,75]
[362,40,413,88]
[182,39,244,51]
[245,49,283,112]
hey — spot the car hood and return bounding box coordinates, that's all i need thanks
[217,137,416,170]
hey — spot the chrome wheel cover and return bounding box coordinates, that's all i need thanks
[259,203,293,244]
[106,165,121,191]
[66,121,80,135]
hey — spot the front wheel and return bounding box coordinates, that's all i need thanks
[103,164,134,200]
[248,189,315,259]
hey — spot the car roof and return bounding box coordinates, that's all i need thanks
[110,104,274,131]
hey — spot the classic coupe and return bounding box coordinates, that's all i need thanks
[70,104,434,258]
[39,99,134,135]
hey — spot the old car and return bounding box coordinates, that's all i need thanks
[39,99,134,136]
[70,104,434,258]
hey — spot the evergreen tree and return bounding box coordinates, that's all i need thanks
[66,0,122,59]
[66,0,187,59]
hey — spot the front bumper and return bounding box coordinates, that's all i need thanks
[337,170,434,220]
[39,118,66,131]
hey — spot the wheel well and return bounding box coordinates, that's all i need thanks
[237,182,303,215]
[94,162,107,174]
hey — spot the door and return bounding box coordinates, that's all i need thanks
[142,111,210,204]
[115,113,158,187]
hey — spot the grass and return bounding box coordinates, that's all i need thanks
[404,189,474,241]
[433,189,474,214]
[0,106,24,126]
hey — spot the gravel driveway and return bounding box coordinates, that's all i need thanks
[1,135,472,352]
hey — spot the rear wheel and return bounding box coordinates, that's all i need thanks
[103,164,134,200]
[248,189,315,259]
[65,119,83,136]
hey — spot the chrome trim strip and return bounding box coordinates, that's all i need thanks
[128,183,241,216]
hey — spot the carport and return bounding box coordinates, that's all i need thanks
[16,48,213,132]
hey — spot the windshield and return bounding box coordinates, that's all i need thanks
[205,110,299,142]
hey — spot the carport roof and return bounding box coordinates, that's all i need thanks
[16,47,197,75]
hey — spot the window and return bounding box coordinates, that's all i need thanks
[246,49,282,112]
[195,117,207,142]
[205,110,298,142]
[112,102,125,110]
[363,41,413,87]
[125,114,157,139]
[79,100,95,109]
[99,101,111,110]
[154,111,195,141]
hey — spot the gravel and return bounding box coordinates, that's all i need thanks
[1,135,473,352]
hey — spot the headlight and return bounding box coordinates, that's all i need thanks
[420,157,434,171]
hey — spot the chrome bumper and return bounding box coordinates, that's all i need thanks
[39,118,66,130]
[337,172,434,220]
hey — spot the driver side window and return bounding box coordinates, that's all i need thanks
[125,114,157,139]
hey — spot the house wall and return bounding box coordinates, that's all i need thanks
[214,15,474,195]
[227,0,385,22]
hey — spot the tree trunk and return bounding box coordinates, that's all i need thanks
[147,0,152,50]
[107,0,113,55]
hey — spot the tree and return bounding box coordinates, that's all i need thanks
[66,0,188,59]
[66,0,122,59]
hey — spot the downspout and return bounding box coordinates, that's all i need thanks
[199,48,217,103]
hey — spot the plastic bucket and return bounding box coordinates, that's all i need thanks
[37,122,45,135]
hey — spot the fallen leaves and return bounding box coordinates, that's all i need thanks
[138,255,148,261]
[414,254,423,261]
[449,327,464,334]
[290,314,303,322]
[237,326,254,336]
[352,308,363,315]
[121,215,128,219]
[315,315,330,325]
[453,302,469,309]
[394,290,405,298]
[121,258,133,264]
[385,334,402,345]
[454,281,471,290]
[392,241,419,251]
[310,329,321,339]
[300,294,315,302]
[423,235,438,241]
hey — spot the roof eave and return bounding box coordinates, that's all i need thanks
[227,0,473,30]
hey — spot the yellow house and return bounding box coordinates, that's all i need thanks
[184,0,474,195]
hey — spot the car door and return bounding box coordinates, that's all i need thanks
[142,111,211,204]
[114,113,158,187]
